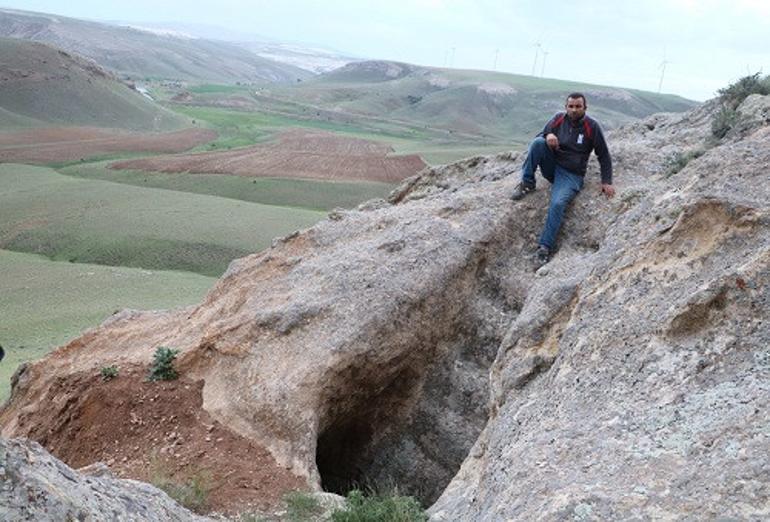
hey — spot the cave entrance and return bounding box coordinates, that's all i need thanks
[314,335,493,506]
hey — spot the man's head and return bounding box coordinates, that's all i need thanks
[565,92,587,121]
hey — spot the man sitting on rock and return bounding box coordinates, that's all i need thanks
[511,92,614,265]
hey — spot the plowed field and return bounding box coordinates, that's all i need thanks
[110,129,427,183]
[0,127,216,163]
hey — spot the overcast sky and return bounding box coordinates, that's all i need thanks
[5,0,769,101]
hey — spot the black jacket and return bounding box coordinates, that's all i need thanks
[541,112,613,184]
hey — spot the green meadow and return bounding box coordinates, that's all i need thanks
[0,249,216,402]
[0,164,325,276]
[60,161,394,211]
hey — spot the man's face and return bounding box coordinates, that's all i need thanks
[565,97,586,121]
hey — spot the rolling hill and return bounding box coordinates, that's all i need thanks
[281,60,699,140]
[0,8,312,84]
[0,38,187,130]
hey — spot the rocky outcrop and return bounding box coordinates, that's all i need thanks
[1,96,769,518]
[0,437,211,521]
[430,102,770,520]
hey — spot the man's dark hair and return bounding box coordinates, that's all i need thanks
[566,92,587,107]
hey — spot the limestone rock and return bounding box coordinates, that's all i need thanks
[0,437,211,521]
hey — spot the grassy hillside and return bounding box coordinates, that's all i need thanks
[0,38,188,130]
[160,61,698,164]
[61,161,394,211]
[287,61,698,140]
[0,249,216,402]
[0,164,325,276]
[0,8,312,84]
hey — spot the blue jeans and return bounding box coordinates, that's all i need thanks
[521,137,584,250]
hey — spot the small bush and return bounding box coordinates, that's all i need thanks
[331,489,427,522]
[716,72,770,110]
[663,148,705,177]
[100,365,119,381]
[711,73,770,139]
[148,346,179,381]
[285,490,324,522]
[150,461,210,513]
[711,106,738,139]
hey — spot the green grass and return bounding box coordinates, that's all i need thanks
[331,490,427,522]
[0,164,325,276]
[188,84,253,95]
[60,161,394,211]
[0,249,215,402]
[170,105,432,151]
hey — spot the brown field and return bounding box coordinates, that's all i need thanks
[0,127,217,163]
[110,129,427,183]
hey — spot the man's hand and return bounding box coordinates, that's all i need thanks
[601,184,615,198]
[545,133,559,150]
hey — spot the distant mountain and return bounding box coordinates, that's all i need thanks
[236,41,357,74]
[0,8,312,84]
[284,60,699,139]
[0,38,186,130]
[108,21,359,74]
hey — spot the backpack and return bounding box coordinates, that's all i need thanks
[550,113,593,140]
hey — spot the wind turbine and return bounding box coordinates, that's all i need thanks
[540,50,549,77]
[531,41,541,76]
[450,46,456,68]
[657,48,670,93]
[493,48,499,71]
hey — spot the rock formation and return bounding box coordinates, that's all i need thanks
[1,94,768,518]
[0,437,211,521]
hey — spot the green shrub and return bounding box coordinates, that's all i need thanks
[716,72,770,110]
[331,489,427,522]
[711,73,770,139]
[663,148,705,177]
[151,470,210,513]
[100,365,119,381]
[148,346,179,381]
[285,490,324,522]
[711,106,738,139]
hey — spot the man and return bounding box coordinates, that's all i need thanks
[511,92,614,265]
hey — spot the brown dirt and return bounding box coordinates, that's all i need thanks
[19,366,305,515]
[109,128,427,183]
[0,127,217,164]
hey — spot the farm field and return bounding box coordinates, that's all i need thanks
[167,102,517,165]
[0,127,217,164]
[61,161,394,211]
[0,249,216,402]
[0,164,325,276]
[109,128,427,183]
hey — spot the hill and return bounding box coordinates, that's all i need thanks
[1,90,767,519]
[0,38,187,130]
[0,8,312,84]
[290,60,699,138]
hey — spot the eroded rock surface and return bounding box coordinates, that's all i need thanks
[1,96,769,518]
[0,437,211,521]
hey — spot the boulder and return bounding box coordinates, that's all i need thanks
[0,437,211,521]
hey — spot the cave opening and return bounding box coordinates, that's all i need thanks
[315,334,494,506]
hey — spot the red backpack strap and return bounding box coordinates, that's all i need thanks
[583,119,593,140]
[551,113,565,129]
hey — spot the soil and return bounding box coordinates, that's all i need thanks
[109,129,427,183]
[19,366,305,515]
[0,127,217,164]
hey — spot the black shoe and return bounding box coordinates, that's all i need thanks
[511,181,535,200]
[536,245,550,266]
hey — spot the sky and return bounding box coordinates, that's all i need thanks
[4,0,769,101]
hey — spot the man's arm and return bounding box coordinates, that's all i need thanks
[593,122,614,197]
[542,113,563,149]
